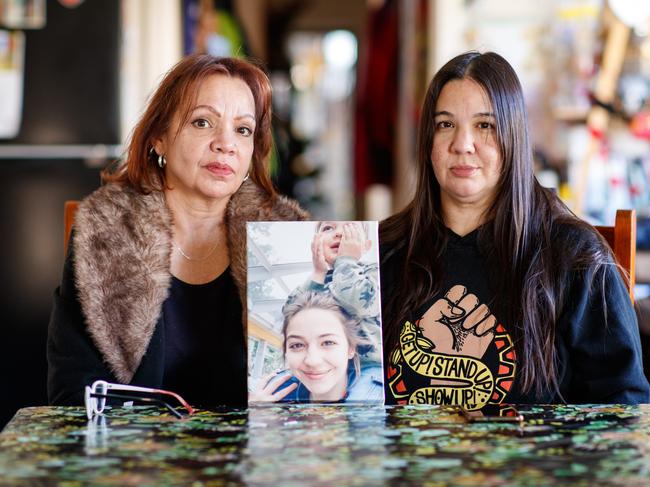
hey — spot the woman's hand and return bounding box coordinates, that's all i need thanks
[248,370,298,403]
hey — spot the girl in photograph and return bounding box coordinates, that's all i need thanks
[250,291,383,403]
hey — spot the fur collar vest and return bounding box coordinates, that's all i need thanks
[73,180,307,383]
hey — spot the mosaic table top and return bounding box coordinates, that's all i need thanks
[1,404,650,485]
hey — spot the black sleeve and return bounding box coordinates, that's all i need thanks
[557,264,650,404]
[46,235,117,405]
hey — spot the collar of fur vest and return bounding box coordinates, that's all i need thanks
[73,180,307,383]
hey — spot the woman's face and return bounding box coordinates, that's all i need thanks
[430,78,502,213]
[285,307,355,401]
[155,74,256,203]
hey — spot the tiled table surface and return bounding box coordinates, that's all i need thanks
[1,404,649,485]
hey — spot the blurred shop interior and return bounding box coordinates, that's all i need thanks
[1,0,650,426]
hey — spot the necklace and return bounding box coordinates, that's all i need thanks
[174,241,220,261]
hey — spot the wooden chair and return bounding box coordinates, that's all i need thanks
[594,209,636,303]
[64,200,80,255]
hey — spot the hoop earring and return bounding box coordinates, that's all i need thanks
[158,154,167,168]
[242,172,249,182]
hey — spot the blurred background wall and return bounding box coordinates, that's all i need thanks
[1,0,649,427]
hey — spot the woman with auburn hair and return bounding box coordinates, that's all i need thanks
[380,51,649,415]
[47,54,307,407]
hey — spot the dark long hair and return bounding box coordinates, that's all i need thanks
[380,51,611,398]
[103,54,277,198]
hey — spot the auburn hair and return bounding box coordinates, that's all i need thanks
[103,54,277,198]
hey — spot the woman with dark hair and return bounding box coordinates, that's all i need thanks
[47,54,307,407]
[380,51,649,414]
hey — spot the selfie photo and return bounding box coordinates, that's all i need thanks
[246,221,384,404]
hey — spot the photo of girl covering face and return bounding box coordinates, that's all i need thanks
[246,221,384,404]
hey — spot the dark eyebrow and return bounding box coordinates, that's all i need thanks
[433,110,495,118]
[192,105,256,123]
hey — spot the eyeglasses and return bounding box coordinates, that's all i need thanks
[84,380,195,419]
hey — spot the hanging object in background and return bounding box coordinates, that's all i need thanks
[0,29,24,139]
[612,9,650,141]
[0,0,46,29]
[572,3,630,216]
[354,0,399,197]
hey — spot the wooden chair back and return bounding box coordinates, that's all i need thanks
[594,209,636,303]
[64,200,80,255]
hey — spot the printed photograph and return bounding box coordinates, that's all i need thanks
[247,221,384,404]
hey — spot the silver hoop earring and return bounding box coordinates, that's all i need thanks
[242,172,249,182]
[158,154,167,168]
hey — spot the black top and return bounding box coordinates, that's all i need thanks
[380,225,650,410]
[162,271,246,408]
[383,228,517,415]
[47,241,247,407]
